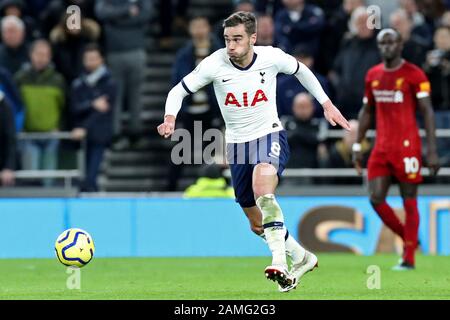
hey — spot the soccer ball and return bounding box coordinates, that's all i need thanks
[55,228,95,268]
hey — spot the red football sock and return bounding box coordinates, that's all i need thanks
[372,201,404,239]
[403,198,420,266]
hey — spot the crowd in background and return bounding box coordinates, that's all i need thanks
[0,0,449,191]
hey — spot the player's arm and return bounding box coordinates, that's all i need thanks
[157,57,214,138]
[157,83,189,138]
[353,102,374,175]
[417,96,440,176]
[293,62,350,131]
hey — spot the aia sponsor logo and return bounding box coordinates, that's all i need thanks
[224,90,268,107]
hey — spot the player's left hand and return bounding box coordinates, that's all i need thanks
[426,151,440,176]
[322,100,351,131]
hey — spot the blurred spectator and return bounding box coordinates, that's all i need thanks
[441,10,450,26]
[390,9,429,66]
[308,0,342,17]
[24,0,50,19]
[255,0,284,17]
[255,14,290,52]
[330,7,381,120]
[277,45,331,117]
[95,0,152,151]
[0,0,42,40]
[423,26,450,165]
[14,40,65,183]
[283,93,327,174]
[0,94,15,186]
[318,119,370,169]
[40,0,96,37]
[167,16,222,191]
[50,12,101,84]
[70,44,117,192]
[417,0,447,30]
[317,0,365,74]
[0,65,24,131]
[400,0,433,44]
[274,0,325,56]
[255,14,275,46]
[0,15,28,75]
[158,0,189,49]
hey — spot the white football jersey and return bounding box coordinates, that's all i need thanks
[181,46,299,143]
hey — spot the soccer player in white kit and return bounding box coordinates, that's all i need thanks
[158,11,350,292]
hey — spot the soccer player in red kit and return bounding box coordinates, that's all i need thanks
[353,29,440,270]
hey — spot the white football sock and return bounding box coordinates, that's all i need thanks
[284,231,306,265]
[256,194,287,268]
[259,230,306,265]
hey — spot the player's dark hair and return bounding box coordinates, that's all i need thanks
[222,11,257,35]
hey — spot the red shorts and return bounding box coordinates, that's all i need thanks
[367,147,423,184]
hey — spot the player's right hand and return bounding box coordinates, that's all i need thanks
[157,115,176,138]
[322,100,351,130]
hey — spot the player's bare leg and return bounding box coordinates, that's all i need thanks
[243,206,317,292]
[369,176,405,239]
[393,182,419,270]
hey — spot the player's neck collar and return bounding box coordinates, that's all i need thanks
[229,52,258,71]
[383,59,405,72]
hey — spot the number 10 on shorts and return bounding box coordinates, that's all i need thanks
[403,157,419,174]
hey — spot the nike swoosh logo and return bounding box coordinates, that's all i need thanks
[222,79,232,82]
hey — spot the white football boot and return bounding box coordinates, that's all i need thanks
[264,265,292,288]
[278,251,318,293]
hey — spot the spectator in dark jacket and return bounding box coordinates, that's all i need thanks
[255,0,284,17]
[0,66,23,131]
[167,16,222,191]
[95,0,152,151]
[283,93,326,170]
[70,44,117,192]
[317,0,364,74]
[50,12,101,84]
[424,26,450,165]
[390,9,429,67]
[0,15,29,75]
[330,7,381,120]
[0,0,42,41]
[0,0,39,37]
[0,94,15,186]
[274,0,325,56]
[277,45,331,117]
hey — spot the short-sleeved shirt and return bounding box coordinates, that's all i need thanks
[364,61,431,153]
[181,46,300,143]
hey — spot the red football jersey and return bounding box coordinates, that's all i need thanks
[364,61,431,152]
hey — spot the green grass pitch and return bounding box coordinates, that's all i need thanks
[0,254,449,299]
